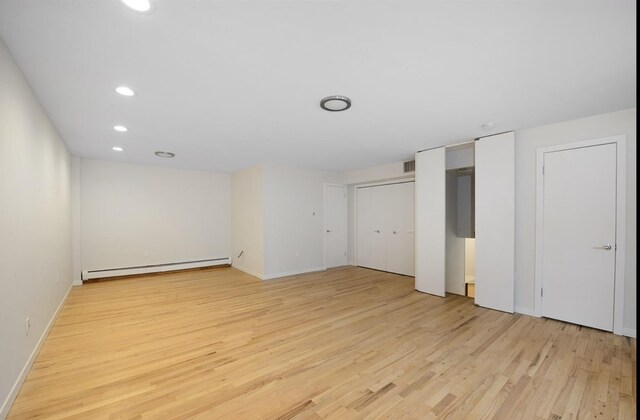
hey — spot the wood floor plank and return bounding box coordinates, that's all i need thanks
[7,267,636,419]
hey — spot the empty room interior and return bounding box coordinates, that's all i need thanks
[0,0,637,418]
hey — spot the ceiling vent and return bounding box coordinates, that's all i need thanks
[403,160,415,173]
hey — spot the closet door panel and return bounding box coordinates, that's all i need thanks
[356,187,374,269]
[386,182,415,276]
[415,147,446,296]
[369,185,389,271]
[357,186,386,271]
[475,132,515,313]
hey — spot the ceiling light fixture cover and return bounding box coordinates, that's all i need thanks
[113,125,128,132]
[112,146,124,152]
[320,95,352,112]
[115,86,135,96]
[155,151,175,158]
[119,0,153,13]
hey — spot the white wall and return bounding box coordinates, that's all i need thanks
[343,161,411,185]
[78,159,230,274]
[0,37,72,416]
[515,108,636,333]
[231,164,265,278]
[263,164,341,279]
[445,143,474,170]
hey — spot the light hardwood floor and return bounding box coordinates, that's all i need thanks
[8,267,636,419]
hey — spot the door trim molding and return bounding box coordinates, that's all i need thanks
[534,135,626,335]
[323,183,348,270]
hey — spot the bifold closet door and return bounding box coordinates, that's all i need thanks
[357,183,415,275]
[356,186,386,271]
[415,147,445,296]
[475,132,515,313]
[386,182,415,276]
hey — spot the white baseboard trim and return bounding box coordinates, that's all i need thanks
[514,306,538,317]
[262,267,326,281]
[622,327,636,338]
[0,284,74,419]
[231,264,265,280]
[82,258,231,280]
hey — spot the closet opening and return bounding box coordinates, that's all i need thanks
[444,142,476,300]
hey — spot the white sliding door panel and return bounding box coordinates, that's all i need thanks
[415,147,446,296]
[324,184,348,268]
[475,132,515,313]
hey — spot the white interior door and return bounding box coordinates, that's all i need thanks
[356,186,386,271]
[324,184,347,268]
[415,147,445,296]
[475,132,515,313]
[386,182,415,276]
[541,143,617,331]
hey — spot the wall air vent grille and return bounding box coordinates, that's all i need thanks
[404,160,416,173]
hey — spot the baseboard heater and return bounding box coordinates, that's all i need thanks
[81,257,231,281]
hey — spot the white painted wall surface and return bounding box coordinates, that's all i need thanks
[347,185,356,265]
[79,159,230,273]
[0,37,72,416]
[445,144,474,170]
[71,156,82,285]
[343,161,410,185]
[263,164,341,279]
[515,108,636,333]
[231,164,265,278]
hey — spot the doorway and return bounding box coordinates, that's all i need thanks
[445,164,476,299]
[535,136,626,333]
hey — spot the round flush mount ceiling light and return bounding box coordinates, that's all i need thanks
[113,125,128,132]
[112,146,124,152]
[115,86,135,96]
[320,95,352,112]
[119,0,154,13]
[155,151,175,158]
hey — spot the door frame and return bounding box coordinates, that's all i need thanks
[353,179,415,269]
[534,135,626,335]
[323,183,348,269]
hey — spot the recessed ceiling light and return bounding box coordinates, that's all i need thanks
[155,151,175,158]
[115,86,135,96]
[113,125,128,132]
[119,0,153,13]
[320,96,352,112]
[112,146,124,152]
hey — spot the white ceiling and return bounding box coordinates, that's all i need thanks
[0,1,636,173]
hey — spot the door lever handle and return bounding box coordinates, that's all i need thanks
[594,244,613,250]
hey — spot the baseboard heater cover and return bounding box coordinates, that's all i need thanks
[82,258,231,280]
